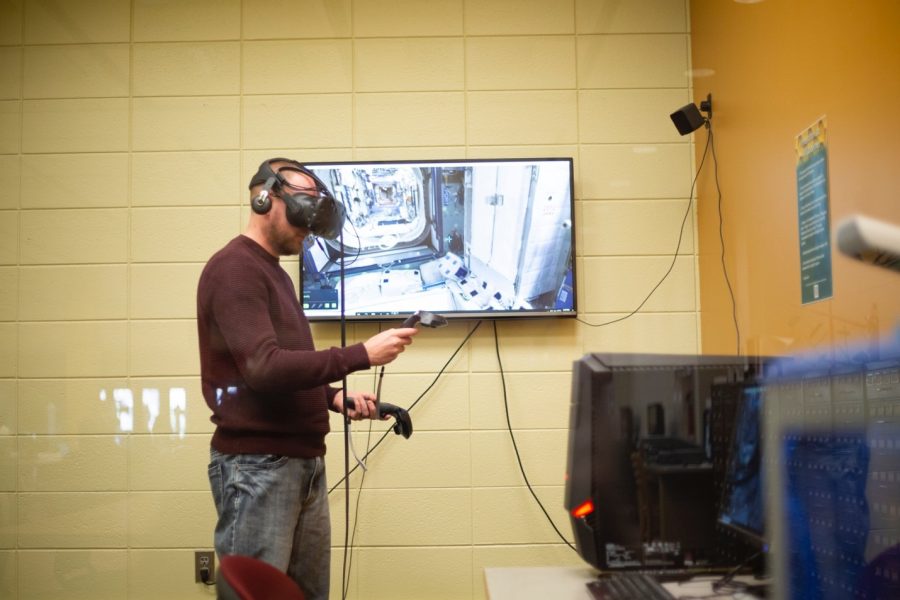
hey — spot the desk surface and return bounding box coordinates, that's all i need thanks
[483,566,766,600]
[483,566,597,599]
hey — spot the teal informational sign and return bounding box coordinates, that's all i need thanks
[795,117,833,304]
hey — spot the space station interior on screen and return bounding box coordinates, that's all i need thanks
[301,161,574,317]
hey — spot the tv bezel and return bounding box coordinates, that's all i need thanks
[298,156,578,323]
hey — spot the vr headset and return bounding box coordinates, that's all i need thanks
[248,158,345,240]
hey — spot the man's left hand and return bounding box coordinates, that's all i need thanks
[333,391,381,420]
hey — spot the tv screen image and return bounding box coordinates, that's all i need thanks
[300,158,576,321]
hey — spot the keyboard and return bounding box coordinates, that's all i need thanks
[586,573,675,600]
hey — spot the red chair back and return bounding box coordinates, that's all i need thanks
[216,554,306,600]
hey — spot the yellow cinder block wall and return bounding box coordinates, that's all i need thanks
[0,1,699,598]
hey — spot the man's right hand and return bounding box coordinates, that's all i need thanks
[364,327,418,366]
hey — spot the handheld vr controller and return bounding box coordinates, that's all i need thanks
[343,397,412,439]
[402,310,449,329]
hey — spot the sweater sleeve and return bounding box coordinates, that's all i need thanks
[204,258,370,394]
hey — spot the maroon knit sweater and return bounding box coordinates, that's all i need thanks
[197,235,370,457]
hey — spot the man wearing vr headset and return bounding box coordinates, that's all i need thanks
[197,158,418,599]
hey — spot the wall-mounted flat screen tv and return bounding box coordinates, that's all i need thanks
[300,157,577,321]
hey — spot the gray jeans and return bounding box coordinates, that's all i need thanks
[208,449,331,600]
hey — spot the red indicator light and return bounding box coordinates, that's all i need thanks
[571,499,594,518]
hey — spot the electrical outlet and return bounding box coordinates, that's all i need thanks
[194,550,215,583]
